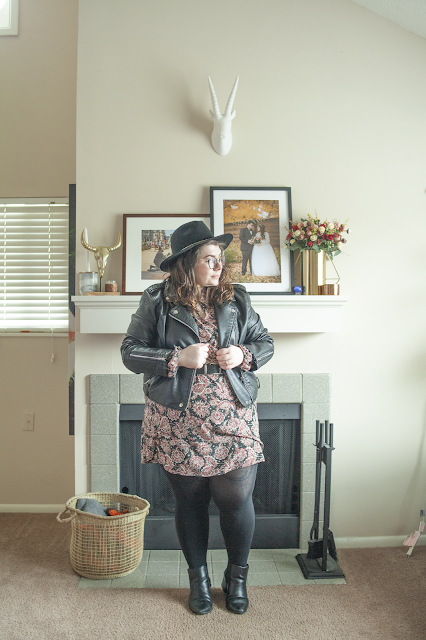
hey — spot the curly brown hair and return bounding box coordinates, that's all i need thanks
[164,241,234,311]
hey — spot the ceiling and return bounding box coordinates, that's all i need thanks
[350,0,426,40]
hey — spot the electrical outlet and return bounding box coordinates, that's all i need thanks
[23,412,34,431]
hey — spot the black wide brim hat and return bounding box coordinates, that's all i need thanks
[160,221,233,272]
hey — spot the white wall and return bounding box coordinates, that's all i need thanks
[75,0,426,539]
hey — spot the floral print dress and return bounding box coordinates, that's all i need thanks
[140,298,265,477]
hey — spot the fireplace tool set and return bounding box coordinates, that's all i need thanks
[296,420,345,580]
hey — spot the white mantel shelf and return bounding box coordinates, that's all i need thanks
[72,295,348,334]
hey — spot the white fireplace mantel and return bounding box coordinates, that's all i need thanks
[72,295,349,333]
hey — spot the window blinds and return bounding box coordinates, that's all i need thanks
[0,198,69,331]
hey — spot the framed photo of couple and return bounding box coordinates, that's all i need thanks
[210,187,294,295]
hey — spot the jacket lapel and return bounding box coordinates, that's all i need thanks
[168,304,199,337]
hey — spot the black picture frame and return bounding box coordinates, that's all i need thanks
[210,186,294,295]
[122,213,210,295]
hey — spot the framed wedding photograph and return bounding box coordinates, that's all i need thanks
[210,187,293,294]
[122,213,210,295]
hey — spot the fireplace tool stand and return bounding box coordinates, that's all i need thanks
[296,420,345,580]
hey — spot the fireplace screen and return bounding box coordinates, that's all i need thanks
[120,404,300,544]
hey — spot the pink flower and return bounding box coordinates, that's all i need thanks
[316,239,323,245]
[167,408,180,421]
[191,456,205,471]
[211,410,225,425]
[215,444,229,460]
[197,442,212,455]
[192,400,209,418]
[306,230,312,236]
[171,449,186,463]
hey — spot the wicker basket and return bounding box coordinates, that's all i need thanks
[57,492,150,580]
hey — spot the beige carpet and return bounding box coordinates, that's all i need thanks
[1,514,425,640]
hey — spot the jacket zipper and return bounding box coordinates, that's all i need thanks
[241,372,254,404]
[256,350,273,362]
[184,369,196,410]
[169,312,200,410]
[131,353,167,362]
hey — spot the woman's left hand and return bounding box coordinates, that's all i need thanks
[216,346,244,370]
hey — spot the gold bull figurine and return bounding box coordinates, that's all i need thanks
[80,230,122,287]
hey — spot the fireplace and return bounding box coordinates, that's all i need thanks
[88,372,331,550]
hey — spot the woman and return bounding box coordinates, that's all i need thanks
[121,221,274,615]
[251,223,280,277]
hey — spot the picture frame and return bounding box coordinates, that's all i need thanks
[122,214,210,295]
[210,187,294,295]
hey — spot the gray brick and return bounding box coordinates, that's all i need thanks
[91,465,120,493]
[272,374,302,403]
[255,374,272,403]
[89,374,119,404]
[302,403,331,434]
[300,462,316,493]
[302,433,317,464]
[120,374,145,404]
[90,435,119,466]
[89,404,119,435]
[302,374,331,404]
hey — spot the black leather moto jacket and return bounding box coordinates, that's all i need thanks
[121,282,274,411]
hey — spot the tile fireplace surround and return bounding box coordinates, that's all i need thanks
[89,372,331,550]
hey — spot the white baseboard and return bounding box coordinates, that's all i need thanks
[335,536,426,548]
[0,504,64,514]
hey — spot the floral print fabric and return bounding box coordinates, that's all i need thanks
[141,298,264,476]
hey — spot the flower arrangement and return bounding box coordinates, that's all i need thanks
[285,213,351,259]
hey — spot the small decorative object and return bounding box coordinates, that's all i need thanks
[105,280,118,293]
[285,213,351,295]
[210,186,293,294]
[208,76,239,156]
[80,230,122,292]
[79,271,99,295]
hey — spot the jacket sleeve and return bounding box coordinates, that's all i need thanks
[237,288,274,371]
[120,289,174,377]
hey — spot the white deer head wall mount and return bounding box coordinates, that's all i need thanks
[208,76,239,156]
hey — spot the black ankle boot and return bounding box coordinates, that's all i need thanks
[222,563,249,614]
[187,565,212,615]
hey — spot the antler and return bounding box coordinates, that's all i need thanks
[108,232,122,252]
[208,76,222,119]
[80,230,96,252]
[224,76,239,117]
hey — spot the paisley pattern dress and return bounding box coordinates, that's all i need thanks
[140,298,265,476]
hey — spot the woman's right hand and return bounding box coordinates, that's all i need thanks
[178,343,210,369]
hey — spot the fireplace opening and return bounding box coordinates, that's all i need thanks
[120,403,300,549]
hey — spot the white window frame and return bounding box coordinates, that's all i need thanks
[0,197,69,333]
[0,0,19,36]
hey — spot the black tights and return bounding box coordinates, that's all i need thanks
[163,465,257,569]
